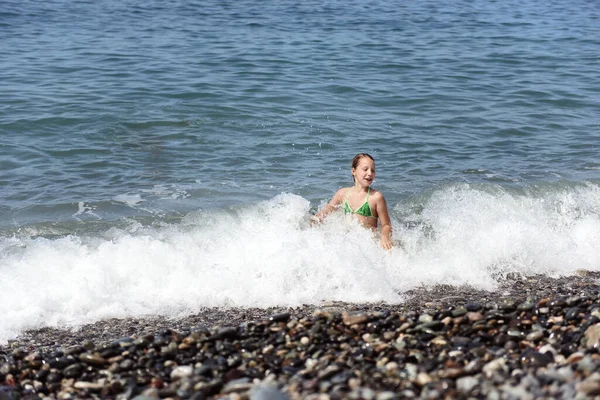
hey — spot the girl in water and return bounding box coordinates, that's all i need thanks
[313,153,393,250]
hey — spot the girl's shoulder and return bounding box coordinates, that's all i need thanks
[369,188,386,200]
[332,187,352,202]
[336,187,353,196]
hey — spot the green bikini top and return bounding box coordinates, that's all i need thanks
[343,187,374,218]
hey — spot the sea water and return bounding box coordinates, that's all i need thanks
[1,0,599,342]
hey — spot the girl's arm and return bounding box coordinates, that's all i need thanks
[313,188,345,223]
[376,194,393,250]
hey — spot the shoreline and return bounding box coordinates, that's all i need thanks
[2,271,600,399]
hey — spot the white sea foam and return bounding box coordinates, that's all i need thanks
[1,185,599,342]
[112,193,145,206]
[395,183,600,287]
[72,201,101,221]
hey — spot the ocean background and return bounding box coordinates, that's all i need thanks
[1,0,599,342]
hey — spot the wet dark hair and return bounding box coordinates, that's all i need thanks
[351,153,375,181]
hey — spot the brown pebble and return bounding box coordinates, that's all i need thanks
[567,352,585,364]
[79,353,106,367]
[466,312,484,322]
[342,311,369,326]
[576,380,600,396]
[585,324,600,349]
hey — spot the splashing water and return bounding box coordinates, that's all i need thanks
[1,184,599,342]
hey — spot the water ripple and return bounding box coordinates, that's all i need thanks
[1,0,599,226]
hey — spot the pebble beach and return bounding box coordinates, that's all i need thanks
[3,271,600,400]
[3,1,600,399]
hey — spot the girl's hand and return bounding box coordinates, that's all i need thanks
[381,235,393,250]
[309,215,321,226]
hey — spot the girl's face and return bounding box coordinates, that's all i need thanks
[352,157,376,187]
